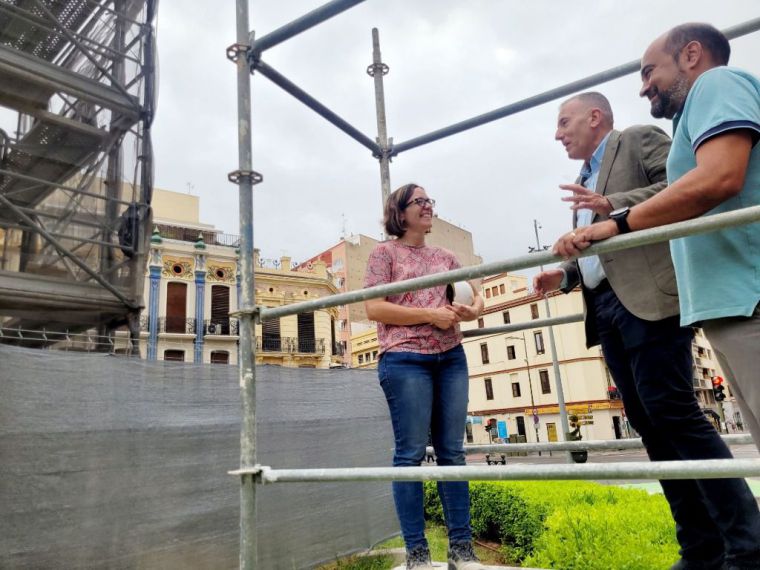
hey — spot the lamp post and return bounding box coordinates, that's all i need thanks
[506,332,541,453]
[530,219,571,462]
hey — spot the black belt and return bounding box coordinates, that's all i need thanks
[587,278,612,295]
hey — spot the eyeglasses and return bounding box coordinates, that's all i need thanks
[405,197,436,208]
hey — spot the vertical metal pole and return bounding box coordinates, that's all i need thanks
[522,332,541,454]
[533,220,570,457]
[100,0,126,341]
[235,1,257,568]
[368,28,391,210]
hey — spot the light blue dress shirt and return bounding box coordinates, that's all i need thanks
[574,132,611,289]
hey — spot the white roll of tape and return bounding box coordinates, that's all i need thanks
[451,281,474,306]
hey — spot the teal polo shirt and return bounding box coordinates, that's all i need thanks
[667,66,760,326]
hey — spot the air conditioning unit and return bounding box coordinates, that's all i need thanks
[208,323,222,335]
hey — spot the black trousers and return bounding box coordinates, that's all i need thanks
[592,288,760,564]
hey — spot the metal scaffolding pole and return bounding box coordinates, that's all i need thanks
[251,0,367,54]
[232,1,261,568]
[391,17,760,156]
[232,458,760,483]
[252,60,381,155]
[368,27,391,209]
[257,204,760,322]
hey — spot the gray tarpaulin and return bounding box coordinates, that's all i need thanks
[0,344,398,569]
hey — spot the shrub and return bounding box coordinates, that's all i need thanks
[424,480,680,569]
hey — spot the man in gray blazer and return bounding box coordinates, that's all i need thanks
[534,92,760,570]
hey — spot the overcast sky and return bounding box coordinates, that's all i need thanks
[151,1,760,271]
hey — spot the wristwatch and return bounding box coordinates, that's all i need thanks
[609,207,632,234]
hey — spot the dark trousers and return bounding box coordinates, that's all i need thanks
[592,289,760,565]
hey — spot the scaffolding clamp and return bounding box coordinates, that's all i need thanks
[228,169,263,186]
[230,305,261,324]
[366,62,389,77]
[225,42,249,63]
[229,464,269,484]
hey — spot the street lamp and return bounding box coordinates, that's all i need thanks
[506,332,541,451]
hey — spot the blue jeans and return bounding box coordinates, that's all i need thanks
[378,344,472,550]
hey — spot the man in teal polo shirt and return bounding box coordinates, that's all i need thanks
[552,22,760,570]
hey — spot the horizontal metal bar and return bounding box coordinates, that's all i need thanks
[463,313,584,337]
[232,458,760,482]
[254,60,382,155]
[392,17,760,156]
[0,221,132,251]
[0,168,140,208]
[463,434,754,454]
[0,44,140,120]
[259,204,760,321]
[251,0,366,54]
[0,194,138,309]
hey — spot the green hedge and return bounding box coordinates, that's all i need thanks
[424,481,680,569]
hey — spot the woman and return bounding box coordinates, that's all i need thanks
[364,183,484,570]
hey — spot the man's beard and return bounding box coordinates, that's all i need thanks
[650,72,690,119]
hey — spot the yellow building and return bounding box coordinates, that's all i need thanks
[131,188,341,368]
[462,273,622,445]
[351,327,379,369]
[463,273,731,444]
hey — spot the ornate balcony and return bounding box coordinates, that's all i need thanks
[158,317,195,334]
[255,336,325,354]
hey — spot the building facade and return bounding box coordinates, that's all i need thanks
[131,189,341,368]
[463,273,734,444]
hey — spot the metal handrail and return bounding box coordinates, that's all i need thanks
[233,458,760,483]
[255,204,760,322]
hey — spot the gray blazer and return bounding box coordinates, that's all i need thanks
[560,126,680,348]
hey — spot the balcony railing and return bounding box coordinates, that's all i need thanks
[204,318,239,336]
[255,336,326,355]
[158,317,195,334]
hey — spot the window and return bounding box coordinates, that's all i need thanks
[480,343,490,364]
[165,282,187,333]
[262,312,281,351]
[502,311,510,324]
[506,345,516,360]
[485,288,491,299]
[210,284,230,334]
[499,284,505,294]
[164,349,184,362]
[530,303,539,319]
[477,317,484,328]
[484,378,494,400]
[539,369,551,394]
[372,350,378,360]
[512,382,521,398]
[297,312,316,352]
[358,354,364,364]
[491,286,498,297]
[210,351,229,364]
[534,331,545,354]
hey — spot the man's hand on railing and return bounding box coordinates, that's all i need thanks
[552,220,619,259]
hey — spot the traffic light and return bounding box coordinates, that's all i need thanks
[712,376,726,402]
[485,418,497,432]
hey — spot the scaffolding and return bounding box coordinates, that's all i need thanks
[0,0,158,348]
[231,2,760,568]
